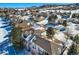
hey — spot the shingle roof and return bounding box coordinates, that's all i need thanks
[33,36,52,54]
[33,36,63,55]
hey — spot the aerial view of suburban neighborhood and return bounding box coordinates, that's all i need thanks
[0,3,79,55]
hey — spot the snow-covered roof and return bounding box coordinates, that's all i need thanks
[65,39,73,48]
[67,22,76,26]
[66,24,79,37]
[69,30,79,37]
[55,25,64,29]
[21,16,30,21]
[54,32,66,42]
[57,15,61,19]
[32,24,45,30]
[36,17,48,25]
[41,31,46,36]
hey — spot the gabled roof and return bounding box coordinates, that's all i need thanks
[33,36,52,54]
[33,36,63,55]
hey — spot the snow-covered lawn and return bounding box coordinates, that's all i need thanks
[0,18,9,43]
[0,29,8,43]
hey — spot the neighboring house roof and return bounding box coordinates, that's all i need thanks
[33,36,52,54]
[66,25,79,37]
[44,23,55,28]
[15,21,32,31]
[32,24,45,30]
[55,25,65,31]
[54,31,67,43]
[33,36,63,55]
[36,17,48,25]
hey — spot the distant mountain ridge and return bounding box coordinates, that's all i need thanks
[33,3,79,9]
[74,3,79,6]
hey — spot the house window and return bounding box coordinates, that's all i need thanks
[33,45,36,49]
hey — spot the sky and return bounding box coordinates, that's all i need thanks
[0,3,44,8]
[0,3,72,8]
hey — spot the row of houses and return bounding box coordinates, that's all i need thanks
[20,24,73,55]
[1,6,79,55]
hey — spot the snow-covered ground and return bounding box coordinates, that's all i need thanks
[0,18,9,43]
[0,29,8,43]
[0,17,31,55]
[40,9,79,14]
